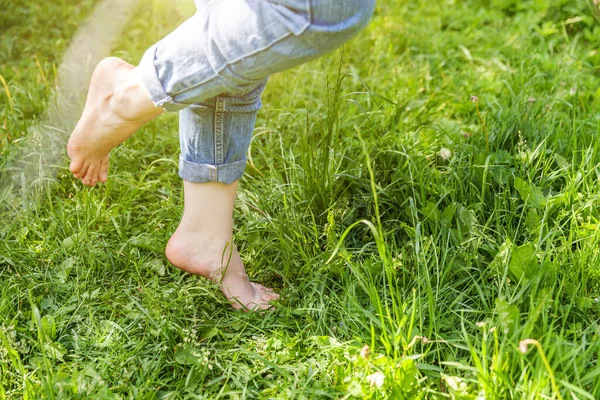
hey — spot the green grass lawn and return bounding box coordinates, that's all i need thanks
[2,0,600,398]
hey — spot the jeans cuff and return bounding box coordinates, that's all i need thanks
[138,46,188,112]
[178,156,246,184]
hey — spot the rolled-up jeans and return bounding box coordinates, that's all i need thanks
[137,0,376,184]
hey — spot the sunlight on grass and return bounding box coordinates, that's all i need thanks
[1,0,600,398]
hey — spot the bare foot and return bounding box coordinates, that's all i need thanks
[67,57,163,186]
[165,181,279,310]
[165,228,280,311]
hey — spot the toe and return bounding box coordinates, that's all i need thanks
[69,158,84,176]
[253,283,278,298]
[90,163,102,185]
[258,300,276,311]
[262,291,280,302]
[243,300,270,312]
[253,283,273,292]
[74,162,89,179]
[255,284,279,304]
[269,292,281,300]
[82,164,97,186]
[99,158,109,183]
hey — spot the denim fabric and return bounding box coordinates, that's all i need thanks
[178,78,268,184]
[138,0,375,183]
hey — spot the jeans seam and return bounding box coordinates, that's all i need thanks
[214,97,225,170]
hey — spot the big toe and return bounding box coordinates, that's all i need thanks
[254,284,280,302]
[70,158,84,177]
[74,162,89,180]
[253,283,274,292]
[248,299,275,311]
[262,291,280,302]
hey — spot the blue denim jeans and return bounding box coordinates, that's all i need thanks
[138,0,375,184]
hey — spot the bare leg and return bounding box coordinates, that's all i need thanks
[165,180,280,310]
[67,57,163,186]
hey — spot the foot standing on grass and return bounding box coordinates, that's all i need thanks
[67,0,376,310]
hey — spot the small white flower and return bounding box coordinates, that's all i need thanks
[519,339,537,354]
[439,148,452,160]
[519,341,529,354]
[360,345,371,360]
[366,371,385,388]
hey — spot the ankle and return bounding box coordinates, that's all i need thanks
[110,69,162,122]
[175,219,233,243]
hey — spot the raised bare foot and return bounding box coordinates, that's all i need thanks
[165,228,280,311]
[67,57,163,186]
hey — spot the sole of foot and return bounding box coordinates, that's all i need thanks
[67,57,163,186]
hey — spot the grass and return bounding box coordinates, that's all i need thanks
[0,0,97,147]
[2,0,600,398]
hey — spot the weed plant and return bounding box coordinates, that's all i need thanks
[1,0,600,398]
